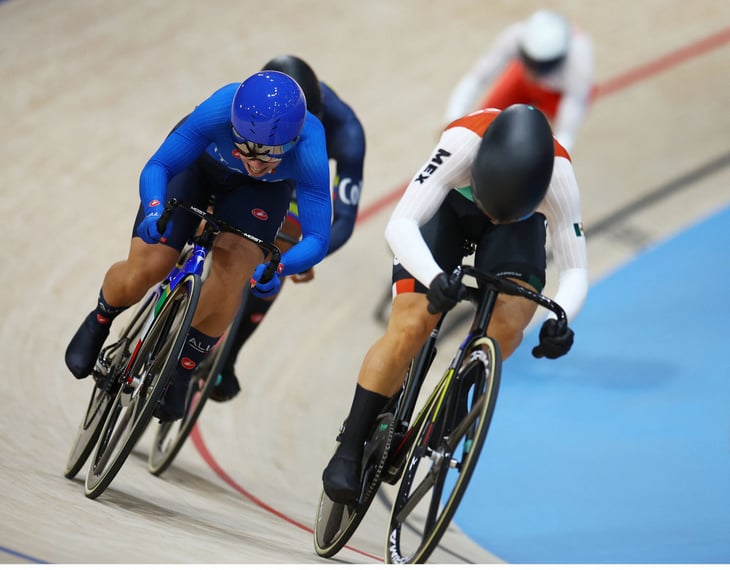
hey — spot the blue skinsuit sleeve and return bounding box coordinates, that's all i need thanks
[138,85,233,212]
[279,116,331,276]
[322,83,366,255]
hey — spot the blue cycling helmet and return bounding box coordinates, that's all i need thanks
[471,104,554,223]
[230,70,306,159]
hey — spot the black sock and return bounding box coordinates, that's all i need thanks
[176,327,219,381]
[336,384,390,461]
[87,288,127,330]
[223,294,275,371]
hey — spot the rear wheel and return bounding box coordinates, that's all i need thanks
[83,275,200,499]
[385,337,501,564]
[314,413,395,558]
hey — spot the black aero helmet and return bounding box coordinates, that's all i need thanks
[261,55,323,118]
[471,104,555,223]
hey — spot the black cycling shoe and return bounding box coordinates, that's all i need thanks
[65,315,109,379]
[154,374,191,422]
[322,455,362,505]
[209,366,241,402]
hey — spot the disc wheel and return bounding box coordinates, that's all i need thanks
[83,275,200,499]
[385,337,501,564]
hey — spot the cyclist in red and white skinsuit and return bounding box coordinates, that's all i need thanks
[322,104,589,504]
[445,10,595,152]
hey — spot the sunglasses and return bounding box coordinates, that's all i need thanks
[231,126,298,162]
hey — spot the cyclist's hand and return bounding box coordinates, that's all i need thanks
[250,262,282,299]
[137,210,172,244]
[426,272,466,314]
[532,318,574,359]
[290,267,314,283]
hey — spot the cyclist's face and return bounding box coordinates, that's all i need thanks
[232,142,282,177]
[238,155,281,177]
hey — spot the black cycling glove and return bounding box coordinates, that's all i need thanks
[532,318,574,359]
[426,272,467,315]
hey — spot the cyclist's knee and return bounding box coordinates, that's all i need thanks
[489,295,535,358]
[122,244,176,288]
[212,234,263,285]
[388,293,437,360]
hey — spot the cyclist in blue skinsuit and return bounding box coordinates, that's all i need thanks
[64,70,332,421]
[209,55,367,402]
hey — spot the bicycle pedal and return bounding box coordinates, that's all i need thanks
[93,373,117,395]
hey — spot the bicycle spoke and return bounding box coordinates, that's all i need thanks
[84,274,200,498]
[386,339,501,564]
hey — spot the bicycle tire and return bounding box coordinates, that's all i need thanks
[146,289,249,476]
[63,385,117,479]
[84,274,200,499]
[385,336,501,564]
[314,413,395,558]
[63,294,158,479]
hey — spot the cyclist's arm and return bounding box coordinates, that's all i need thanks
[138,130,207,211]
[279,117,332,277]
[327,128,365,255]
[538,155,589,322]
[138,86,232,211]
[321,83,366,256]
[385,128,477,288]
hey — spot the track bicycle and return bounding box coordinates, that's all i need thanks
[147,214,303,476]
[63,198,280,499]
[314,264,568,563]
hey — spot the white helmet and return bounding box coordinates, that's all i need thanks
[519,10,571,74]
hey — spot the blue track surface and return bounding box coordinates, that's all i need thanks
[455,205,730,563]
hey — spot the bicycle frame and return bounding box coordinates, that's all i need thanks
[383,265,567,482]
[128,199,281,381]
[66,198,282,493]
[314,263,569,560]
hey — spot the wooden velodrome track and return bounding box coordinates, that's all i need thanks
[1,0,728,563]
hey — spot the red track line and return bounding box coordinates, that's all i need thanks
[594,26,730,98]
[190,424,383,562]
[355,25,730,225]
[190,25,730,562]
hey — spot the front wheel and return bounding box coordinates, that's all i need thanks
[84,274,200,499]
[385,336,501,564]
[147,332,228,475]
[147,288,250,476]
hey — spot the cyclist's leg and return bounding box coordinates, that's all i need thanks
[154,234,264,421]
[322,295,441,503]
[322,194,467,502]
[65,240,181,379]
[157,175,292,419]
[212,210,301,402]
[65,166,204,379]
[106,162,209,307]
